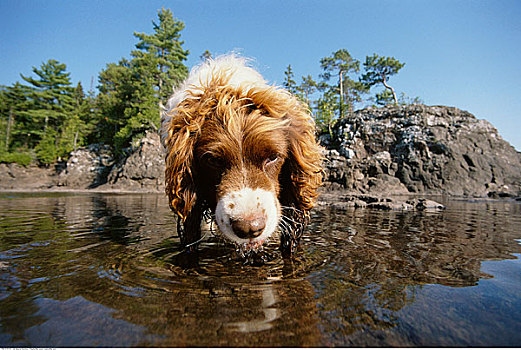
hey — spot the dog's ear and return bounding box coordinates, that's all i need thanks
[162,101,203,221]
[280,99,324,215]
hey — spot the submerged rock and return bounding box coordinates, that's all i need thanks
[406,198,446,210]
[317,192,444,211]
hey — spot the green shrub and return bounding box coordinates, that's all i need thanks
[34,131,58,165]
[0,151,33,166]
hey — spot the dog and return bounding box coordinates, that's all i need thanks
[160,55,323,257]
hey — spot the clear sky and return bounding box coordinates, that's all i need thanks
[1,0,520,150]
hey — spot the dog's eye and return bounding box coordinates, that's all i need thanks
[204,155,225,169]
[263,154,280,168]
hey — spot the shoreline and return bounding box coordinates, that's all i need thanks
[1,187,519,205]
[0,187,164,195]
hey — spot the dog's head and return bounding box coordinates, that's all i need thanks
[161,55,322,251]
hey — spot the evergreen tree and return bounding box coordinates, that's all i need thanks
[315,87,338,136]
[0,83,33,152]
[95,59,135,147]
[283,64,298,94]
[96,8,189,152]
[375,89,394,106]
[34,129,58,165]
[362,54,405,105]
[132,7,189,102]
[113,65,158,151]
[0,87,9,152]
[58,82,90,156]
[0,86,15,153]
[20,59,76,164]
[320,49,367,117]
[200,50,212,61]
[397,92,423,106]
[298,75,318,108]
[21,59,75,135]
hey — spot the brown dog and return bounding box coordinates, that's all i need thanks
[161,55,323,256]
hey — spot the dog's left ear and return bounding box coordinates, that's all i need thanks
[161,102,203,222]
[279,98,324,215]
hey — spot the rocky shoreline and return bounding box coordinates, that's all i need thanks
[2,105,520,207]
[321,104,521,198]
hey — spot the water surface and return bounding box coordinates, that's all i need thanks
[0,192,520,347]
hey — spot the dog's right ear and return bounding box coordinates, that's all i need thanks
[161,100,203,221]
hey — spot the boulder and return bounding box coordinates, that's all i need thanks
[56,144,114,188]
[101,131,165,192]
[317,192,444,211]
[323,104,521,198]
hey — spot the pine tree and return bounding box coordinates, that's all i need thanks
[0,83,33,152]
[95,59,135,147]
[315,88,338,136]
[362,54,405,105]
[96,8,189,152]
[0,86,15,153]
[96,57,158,151]
[21,59,75,135]
[132,7,189,102]
[283,65,298,94]
[320,49,368,117]
[200,50,212,62]
[58,82,90,156]
[298,75,318,108]
[34,128,58,165]
[20,59,76,164]
[0,85,33,165]
[375,89,394,106]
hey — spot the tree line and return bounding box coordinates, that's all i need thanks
[0,8,418,166]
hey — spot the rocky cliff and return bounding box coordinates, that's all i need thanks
[56,143,114,188]
[101,131,164,191]
[55,130,165,192]
[1,105,520,198]
[322,104,521,197]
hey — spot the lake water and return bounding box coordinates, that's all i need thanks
[0,192,520,347]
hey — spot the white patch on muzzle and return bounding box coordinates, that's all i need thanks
[215,187,280,246]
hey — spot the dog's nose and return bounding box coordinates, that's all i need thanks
[230,215,266,239]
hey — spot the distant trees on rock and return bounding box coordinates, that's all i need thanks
[284,49,419,135]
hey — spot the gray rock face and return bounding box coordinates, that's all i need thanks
[56,144,114,188]
[317,193,445,211]
[0,163,55,189]
[55,131,165,192]
[101,131,165,191]
[323,104,521,197]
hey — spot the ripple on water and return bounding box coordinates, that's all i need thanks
[1,193,521,347]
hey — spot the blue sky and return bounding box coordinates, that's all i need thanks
[1,0,520,150]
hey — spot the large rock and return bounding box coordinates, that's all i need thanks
[323,104,521,197]
[101,131,165,192]
[56,144,114,188]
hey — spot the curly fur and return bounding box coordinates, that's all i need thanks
[161,54,323,256]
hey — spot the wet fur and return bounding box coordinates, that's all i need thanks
[161,55,323,257]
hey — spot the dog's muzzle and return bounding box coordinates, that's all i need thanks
[215,187,279,246]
